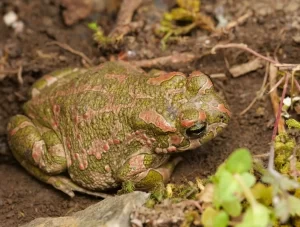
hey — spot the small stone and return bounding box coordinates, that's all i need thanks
[3,11,18,26]
[255,107,265,118]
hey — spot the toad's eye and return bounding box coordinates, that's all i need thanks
[186,123,206,138]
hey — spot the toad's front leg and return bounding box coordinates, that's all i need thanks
[117,153,182,190]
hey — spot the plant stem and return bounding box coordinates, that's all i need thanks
[271,73,289,141]
[234,174,257,207]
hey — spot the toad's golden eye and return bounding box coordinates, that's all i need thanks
[186,123,206,138]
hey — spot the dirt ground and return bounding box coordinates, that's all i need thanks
[0,0,300,226]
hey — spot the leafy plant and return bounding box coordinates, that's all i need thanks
[87,22,116,46]
[139,148,300,227]
[157,0,215,49]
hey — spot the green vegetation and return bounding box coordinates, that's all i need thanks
[157,0,215,49]
[144,145,300,226]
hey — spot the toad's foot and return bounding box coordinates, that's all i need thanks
[48,176,112,198]
[118,155,183,190]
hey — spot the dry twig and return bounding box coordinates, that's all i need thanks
[17,65,23,85]
[129,52,199,68]
[211,43,278,64]
[269,64,286,135]
[109,0,143,39]
[224,10,253,31]
[47,41,93,67]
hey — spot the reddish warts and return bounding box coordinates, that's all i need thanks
[104,74,128,83]
[139,110,177,132]
[180,119,195,128]
[7,61,230,196]
[216,104,231,116]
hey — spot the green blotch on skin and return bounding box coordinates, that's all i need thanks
[136,169,164,189]
[186,76,207,94]
[200,131,214,144]
[31,79,47,91]
[144,154,153,167]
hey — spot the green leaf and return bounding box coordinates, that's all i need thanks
[251,183,272,206]
[201,207,218,227]
[222,198,242,217]
[240,172,256,188]
[213,169,239,206]
[225,148,252,173]
[169,8,193,21]
[274,195,289,223]
[213,211,229,227]
[262,172,300,191]
[87,22,98,31]
[236,204,271,227]
[288,195,300,216]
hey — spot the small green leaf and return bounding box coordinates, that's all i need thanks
[225,148,252,173]
[169,8,193,21]
[222,198,242,217]
[237,204,271,227]
[274,195,289,223]
[288,195,300,216]
[213,169,239,206]
[262,172,300,191]
[251,183,272,205]
[201,207,218,227]
[240,172,256,188]
[213,211,229,227]
[87,22,98,31]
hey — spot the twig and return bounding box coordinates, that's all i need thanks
[211,43,278,65]
[239,84,268,116]
[47,41,93,67]
[17,65,23,85]
[268,76,285,94]
[129,52,199,68]
[239,62,269,115]
[109,0,143,38]
[225,10,253,31]
[269,64,286,136]
[253,153,270,158]
[0,69,19,74]
[294,79,300,93]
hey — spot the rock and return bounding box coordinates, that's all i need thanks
[21,191,149,227]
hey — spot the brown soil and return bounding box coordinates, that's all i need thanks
[0,0,299,226]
